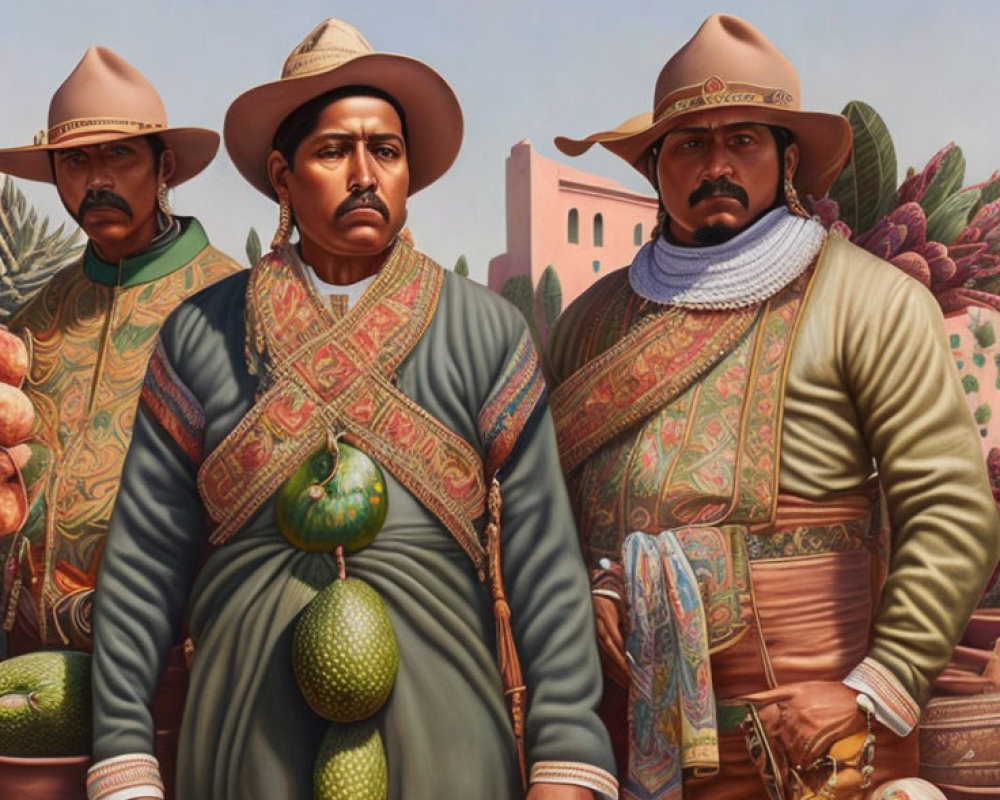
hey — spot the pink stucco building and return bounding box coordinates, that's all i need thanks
[488,140,658,311]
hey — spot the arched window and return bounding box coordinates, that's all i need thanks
[567,209,579,244]
[633,223,643,246]
[592,260,601,273]
[593,213,604,247]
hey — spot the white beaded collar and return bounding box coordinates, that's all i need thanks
[628,208,826,309]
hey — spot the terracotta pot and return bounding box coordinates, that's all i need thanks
[920,693,1000,792]
[0,754,88,799]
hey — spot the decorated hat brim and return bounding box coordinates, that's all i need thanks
[0,127,219,186]
[556,104,852,199]
[224,51,463,201]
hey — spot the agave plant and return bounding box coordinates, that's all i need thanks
[0,176,84,321]
[816,101,1000,314]
[818,101,1000,604]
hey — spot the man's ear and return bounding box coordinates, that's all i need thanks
[266,149,292,204]
[783,142,800,182]
[158,148,177,185]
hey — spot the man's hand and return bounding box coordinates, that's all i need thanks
[592,594,630,688]
[743,681,867,769]
[526,783,595,799]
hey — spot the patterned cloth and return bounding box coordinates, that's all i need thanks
[623,530,718,799]
[1,217,240,651]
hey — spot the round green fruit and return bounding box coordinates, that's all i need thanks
[276,440,388,552]
[314,719,387,800]
[293,577,398,722]
[0,650,91,756]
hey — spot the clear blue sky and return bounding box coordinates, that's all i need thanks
[1,1,996,281]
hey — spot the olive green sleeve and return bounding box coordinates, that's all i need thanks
[802,239,1000,708]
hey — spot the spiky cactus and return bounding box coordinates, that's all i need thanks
[0,176,83,320]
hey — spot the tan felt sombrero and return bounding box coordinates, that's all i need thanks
[0,46,219,186]
[224,18,463,201]
[555,14,852,199]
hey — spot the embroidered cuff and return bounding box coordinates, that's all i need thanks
[843,657,920,736]
[530,761,619,799]
[87,754,164,800]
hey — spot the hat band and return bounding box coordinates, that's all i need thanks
[47,116,166,145]
[653,77,795,125]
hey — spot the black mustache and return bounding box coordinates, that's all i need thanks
[77,189,133,220]
[335,188,389,222]
[688,177,749,209]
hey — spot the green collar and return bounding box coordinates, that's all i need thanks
[82,217,209,288]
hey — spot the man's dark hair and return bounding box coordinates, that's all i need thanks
[272,85,409,170]
[146,133,167,167]
[767,125,793,207]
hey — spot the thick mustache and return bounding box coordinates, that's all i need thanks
[688,177,749,209]
[335,188,389,222]
[77,189,133,220]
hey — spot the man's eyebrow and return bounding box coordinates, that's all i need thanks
[310,132,405,144]
[666,122,770,136]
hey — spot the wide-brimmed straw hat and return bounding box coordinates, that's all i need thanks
[225,18,463,200]
[555,14,852,198]
[0,46,219,186]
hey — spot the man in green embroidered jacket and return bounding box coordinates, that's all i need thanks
[87,19,617,800]
[0,45,240,799]
[548,13,999,800]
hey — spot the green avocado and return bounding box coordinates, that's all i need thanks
[0,650,90,756]
[314,718,387,800]
[293,577,398,722]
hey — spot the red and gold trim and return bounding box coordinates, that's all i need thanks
[199,241,488,566]
[653,76,795,124]
[48,117,164,144]
[140,339,206,464]
[844,657,921,736]
[551,303,758,475]
[479,329,545,478]
[530,761,619,798]
[87,753,163,800]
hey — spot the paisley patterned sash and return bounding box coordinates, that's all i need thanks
[551,304,759,475]
[198,241,488,567]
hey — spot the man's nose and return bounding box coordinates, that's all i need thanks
[700,140,735,179]
[86,162,113,191]
[348,144,377,192]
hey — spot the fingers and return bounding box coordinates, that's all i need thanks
[592,595,630,688]
[597,634,631,688]
[742,682,868,768]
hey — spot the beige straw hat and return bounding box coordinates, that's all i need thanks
[0,46,219,186]
[555,14,852,198]
[224,18,463,200]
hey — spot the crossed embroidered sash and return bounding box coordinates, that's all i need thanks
[551,302,761,475]
[197,241,487,567]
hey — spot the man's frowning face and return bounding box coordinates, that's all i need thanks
[655,110,798,246]
[53,136,172,263]
[267,94,409,269]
